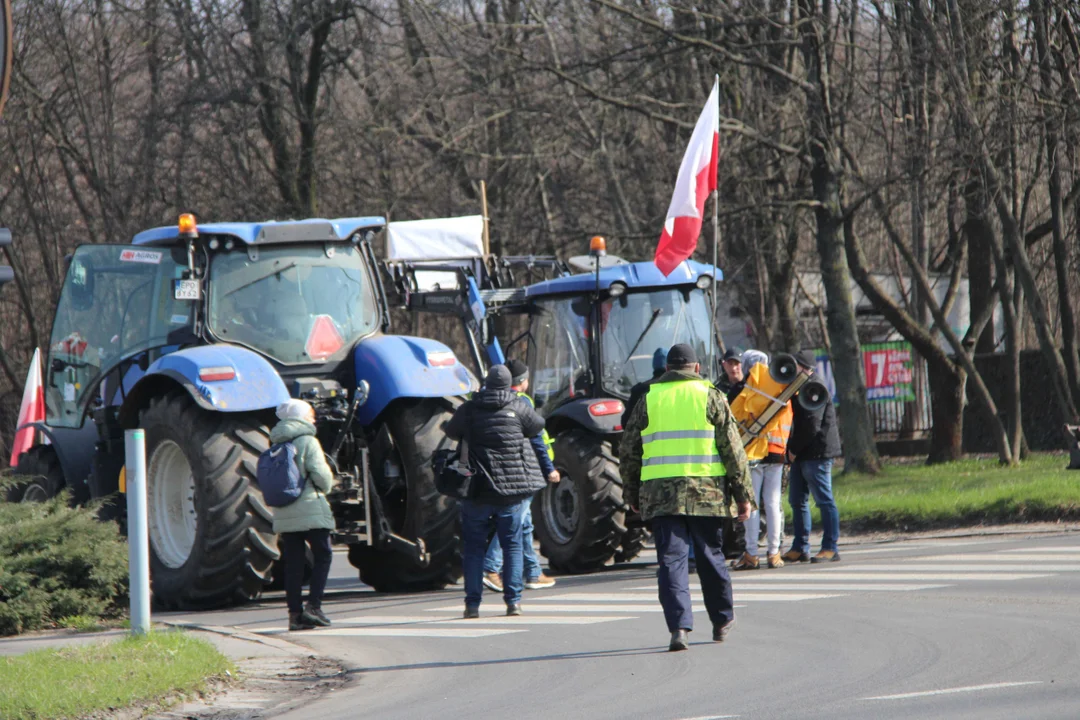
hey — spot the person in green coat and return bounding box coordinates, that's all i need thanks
[269,399,335,631]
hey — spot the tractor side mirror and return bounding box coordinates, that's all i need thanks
[68,254,96,311]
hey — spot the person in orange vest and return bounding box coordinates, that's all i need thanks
[729,350,792,570]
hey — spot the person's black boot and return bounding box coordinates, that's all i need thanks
[713,619,734,642]
[669,629,689,651]
[289,612,316,631]
[304,603,331,627]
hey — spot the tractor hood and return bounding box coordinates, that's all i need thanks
[132,217,386,246]
[524,259,720,298]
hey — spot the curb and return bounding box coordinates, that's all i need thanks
[162,621,323,658]
[840,524,1080,546]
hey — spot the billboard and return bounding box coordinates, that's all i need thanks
[811,341,917,404]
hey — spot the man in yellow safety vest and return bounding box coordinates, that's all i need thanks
[620,343,753,652]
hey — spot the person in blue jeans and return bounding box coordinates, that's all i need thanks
[483,359,558,592]
[782,351,842,564]
[446,365,554,617]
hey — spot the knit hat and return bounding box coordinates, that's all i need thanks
[666,343,698,367]
[485,364,512,391]
[506,358,529,386]
[652,348,667,372]
[741,349,769,376]
[277,398,314,421]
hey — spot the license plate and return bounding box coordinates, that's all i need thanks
[174,279,201,300]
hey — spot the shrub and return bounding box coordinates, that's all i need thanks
[0,473,128,636]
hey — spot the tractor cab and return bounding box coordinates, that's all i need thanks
[526,258,719,414]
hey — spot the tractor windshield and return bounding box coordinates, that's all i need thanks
[529,297,592,409]
[600,288,713,397]
[208,244,379,364]
[47,244,194,428]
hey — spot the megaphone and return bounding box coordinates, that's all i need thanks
[768,353,799,386]
[797,379,830,412]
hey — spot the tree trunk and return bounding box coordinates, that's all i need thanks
[926,361,965,464]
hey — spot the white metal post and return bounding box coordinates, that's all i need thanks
[125,429,151,636]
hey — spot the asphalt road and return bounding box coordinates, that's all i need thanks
[161,532,1080,720]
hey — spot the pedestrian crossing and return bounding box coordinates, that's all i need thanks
[252,540,1079,640]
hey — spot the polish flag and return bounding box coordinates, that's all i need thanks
[654,77,720,277]
[9,348,45,468]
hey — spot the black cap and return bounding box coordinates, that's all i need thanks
[795,350,816,369]
[485,364,512,390]
[667,343,698,367]
[722,346,744,362]
[506,358,529,386]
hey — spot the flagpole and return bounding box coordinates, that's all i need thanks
[709,189,718,381]
[708,75,720,382]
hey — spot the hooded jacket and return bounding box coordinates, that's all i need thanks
[267,418,335,534]
[445,386,547,505]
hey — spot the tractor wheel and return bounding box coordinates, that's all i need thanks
[534,429,628,574]
[348,399,461,592]
[614,527,648,564]
[140,393,278,610]
[7,445,66,503]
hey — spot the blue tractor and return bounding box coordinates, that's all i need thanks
[388,239,723,573]
[8,215,474,608]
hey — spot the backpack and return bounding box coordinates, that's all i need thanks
[256,441,307,507]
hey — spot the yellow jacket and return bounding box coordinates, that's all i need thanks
[730,363,793,461]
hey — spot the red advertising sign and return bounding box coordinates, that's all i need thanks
[863,342,914,401]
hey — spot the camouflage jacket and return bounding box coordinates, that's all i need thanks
[619,369,754,521]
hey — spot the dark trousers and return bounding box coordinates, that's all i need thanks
[652,515,734,633]
[282,529,333,615]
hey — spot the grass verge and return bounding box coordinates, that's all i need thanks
[823,453,1080,532]
[0,630,233,720]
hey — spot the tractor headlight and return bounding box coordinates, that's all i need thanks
[696,274,713,290]
[208,238,220,250]
[608,281,627,298]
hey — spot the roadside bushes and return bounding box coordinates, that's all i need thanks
[0,474,128,636]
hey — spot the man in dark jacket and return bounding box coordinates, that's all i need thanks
[482,359,560,592]
[716,347,745,402]
[621,348,667,427]
[620,343,753,651]
[446,365,548,617]
[782,350,842,564]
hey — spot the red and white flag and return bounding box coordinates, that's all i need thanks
[10,347,45,468]
[654,77,720,276]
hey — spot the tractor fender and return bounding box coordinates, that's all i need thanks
[544,398,623,437]
[16,422,98,502]
[353,335,473,426]
[118,345,289,425]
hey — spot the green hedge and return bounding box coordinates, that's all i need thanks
[0,476,128,636]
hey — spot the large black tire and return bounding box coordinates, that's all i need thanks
[614,527,648,564]
[7,445,66,503]
[533,429,629,574]
[348,399,461,592]
[140,393,278,610]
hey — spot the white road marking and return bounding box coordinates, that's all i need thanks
[672,715,740,719]
[632,583,949,592]
[907,553,1080,563]
[255,627,526,638]
[333,615,633,625]
[427,604,666,612]
[1003,546,1080,553]
[730,572,1051,581]
[832,563,1080,572]
[537,592,845,602]
[865,681,1043,701]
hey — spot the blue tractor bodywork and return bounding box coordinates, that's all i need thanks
[10,216,470,609]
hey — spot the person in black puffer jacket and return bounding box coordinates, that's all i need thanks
[446,364,548,617]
